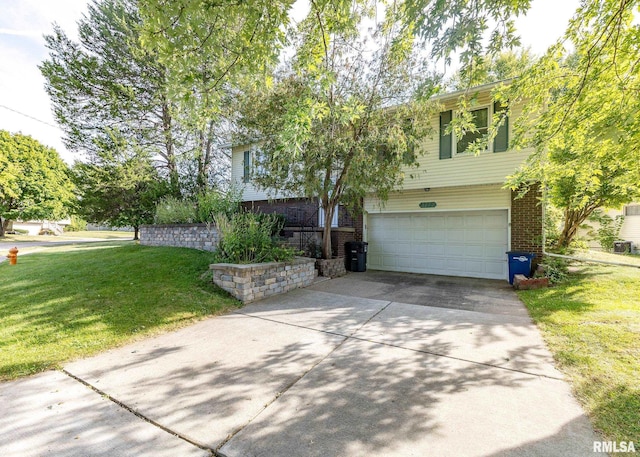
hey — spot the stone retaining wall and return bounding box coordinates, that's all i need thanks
[315,257,346,278]
[211,257,316,303]
[140,224,218,251]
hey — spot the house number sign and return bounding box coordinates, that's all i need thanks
[419,202,437,208]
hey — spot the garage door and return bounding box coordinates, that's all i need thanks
[367,210,508,280]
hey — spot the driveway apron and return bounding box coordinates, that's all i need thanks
[2,271,604,456]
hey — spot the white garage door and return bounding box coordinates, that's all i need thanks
[367,210,508,280]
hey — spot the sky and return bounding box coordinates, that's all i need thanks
[0,0,579,165]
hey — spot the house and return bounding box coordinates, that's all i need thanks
[581,203,640,253]
[8,218,70,236]
[232,81,542,281]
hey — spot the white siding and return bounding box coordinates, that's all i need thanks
[231,145,294,201]
[364,185,510,214]
[577,205,640,251]
[232,85,533,200]
[402,92,533,190]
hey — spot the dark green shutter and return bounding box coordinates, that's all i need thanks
[493,101,509,153]
[439,110,452,159]
[243,150,250,182]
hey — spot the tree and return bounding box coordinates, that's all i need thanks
[506,0,640,249]
[73,150,169,240]
[41,0,232,196]
[448,48,537,90]
[240,2,436,259]
[0,131,75,237]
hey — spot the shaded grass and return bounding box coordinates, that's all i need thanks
[518,265,640,446]
[0,243,238,381]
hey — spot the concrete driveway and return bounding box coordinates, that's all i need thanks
[1,271,603,457]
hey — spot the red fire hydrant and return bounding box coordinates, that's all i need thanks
[7,247,18,265]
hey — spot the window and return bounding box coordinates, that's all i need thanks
[624,205,640,216]
[318,204,339,228]
[243,150,250,183]
[242,146,266,183]
[457,108,488,154]
[439,101,509,159]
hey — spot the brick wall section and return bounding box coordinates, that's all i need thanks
[140,224,218,251]
[331,228,357,258]
[211,257,316,303]
[510,184,544,261]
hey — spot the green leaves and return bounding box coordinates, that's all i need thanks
[506,0,640,248]
[0,131,75,228]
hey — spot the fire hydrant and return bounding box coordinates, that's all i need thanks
[7,247,18,265]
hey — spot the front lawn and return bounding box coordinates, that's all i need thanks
[0,243,238,381]
[518,264,640,445]
[2,230,135,243]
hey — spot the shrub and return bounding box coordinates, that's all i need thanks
[539,256,570,284]
[196,185,242,223]
[586,210,625,252]
[213,211,298,264]
[64,215,87,232]
[155,196,196,224]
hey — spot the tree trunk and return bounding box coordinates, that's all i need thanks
[557,205,597,248]
[0,217,5,238]
[161,102,180,197]
[321,203,334,259]
[133,226,139,241]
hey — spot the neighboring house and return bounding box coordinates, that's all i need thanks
[581,203,640,253]
[8,219,70,236]
[232,81,542,280]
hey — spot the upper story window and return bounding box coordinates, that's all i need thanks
[439,100,509,159]
[457,108,488,154]
[242,146,265,183]
[624,204,640,216]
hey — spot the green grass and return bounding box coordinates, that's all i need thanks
[518,264,640,445]
[0,243,238,381]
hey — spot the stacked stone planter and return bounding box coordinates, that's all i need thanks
[140,224,218,251]
[315,257,346,278]
[211,257,316,303]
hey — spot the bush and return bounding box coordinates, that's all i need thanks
[64,215,87,232]
[213,211,298,264]
[539,256,570,284]
[155,196,197,224]
[586,210,625,252]
[196,186,242,223]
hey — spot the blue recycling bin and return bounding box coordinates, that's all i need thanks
[506,251,536,284]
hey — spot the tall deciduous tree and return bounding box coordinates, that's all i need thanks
[0,131,75,237]
[507,0,640,249]
[241,2,436,259]
[41,0,182,194]
[41,0,232,196]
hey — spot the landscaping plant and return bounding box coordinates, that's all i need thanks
[213,211,297,264]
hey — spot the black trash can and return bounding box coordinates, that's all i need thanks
[346,241,368,272]
[506,251,536,285]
